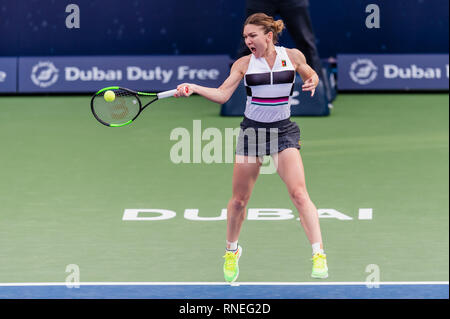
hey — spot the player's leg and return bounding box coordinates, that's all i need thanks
[227,155,262,244]
[274,147,328,278]
[274,148,322,245]
[223,155,261,283]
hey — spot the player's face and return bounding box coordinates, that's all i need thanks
[243,24,272,58]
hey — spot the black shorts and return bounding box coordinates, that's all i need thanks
[236,116,301,156]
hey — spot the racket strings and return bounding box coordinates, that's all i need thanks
[93,89,141,125]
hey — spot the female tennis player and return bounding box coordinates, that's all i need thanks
[175,13,328,282]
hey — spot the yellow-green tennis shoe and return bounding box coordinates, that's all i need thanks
[311,253,328,279]
[223,245,242,283]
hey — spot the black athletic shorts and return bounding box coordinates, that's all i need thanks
[236,116,301,156]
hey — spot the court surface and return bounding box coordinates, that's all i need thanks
[0,93,448,298]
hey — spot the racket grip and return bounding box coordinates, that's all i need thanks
[157,89,178,99]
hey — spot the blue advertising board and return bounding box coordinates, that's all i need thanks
[0,58,17,93]
[18,55,231,93]
[337,54,449,90]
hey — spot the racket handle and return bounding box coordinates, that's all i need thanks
[157,89,178,99]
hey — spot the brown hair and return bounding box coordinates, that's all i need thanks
[244,13,285,44]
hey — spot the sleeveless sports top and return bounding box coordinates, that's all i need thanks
[244,46,296,123]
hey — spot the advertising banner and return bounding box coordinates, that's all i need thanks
[0,57,17,93]
[337,54,449,90]
[18,55,231,93]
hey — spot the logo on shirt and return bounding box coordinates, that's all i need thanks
[281,60,287,67]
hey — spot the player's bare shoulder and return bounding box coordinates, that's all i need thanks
[231,54,251,76]
[286,48,306,69]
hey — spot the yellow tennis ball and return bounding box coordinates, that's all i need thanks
[104,90,115,102]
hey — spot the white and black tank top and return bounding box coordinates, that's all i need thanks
[244,46,296,123]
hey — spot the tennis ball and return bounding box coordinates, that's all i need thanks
[104,90,115,102]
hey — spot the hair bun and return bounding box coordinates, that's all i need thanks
[274,19,285,34]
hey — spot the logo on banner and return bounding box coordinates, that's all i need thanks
[31,61,59,88]
[349,59,378,85]
[0,71,6,82]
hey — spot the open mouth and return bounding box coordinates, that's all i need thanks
[250,47,256,53]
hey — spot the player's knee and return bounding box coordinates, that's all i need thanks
[229,196,249,212]
[289,188,309,207]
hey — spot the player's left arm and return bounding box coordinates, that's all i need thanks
[287,48,319,97]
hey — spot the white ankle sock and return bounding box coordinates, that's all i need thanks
[312,242,324,255]
[226,240,238,251]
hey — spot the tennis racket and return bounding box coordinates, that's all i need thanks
[90,86,188,127]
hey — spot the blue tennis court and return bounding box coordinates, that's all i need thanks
[0,282,447,299]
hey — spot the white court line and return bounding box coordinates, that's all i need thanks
[358,208,373,220]
[0,281,448,287]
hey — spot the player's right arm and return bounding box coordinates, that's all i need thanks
[175,55,250,105]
